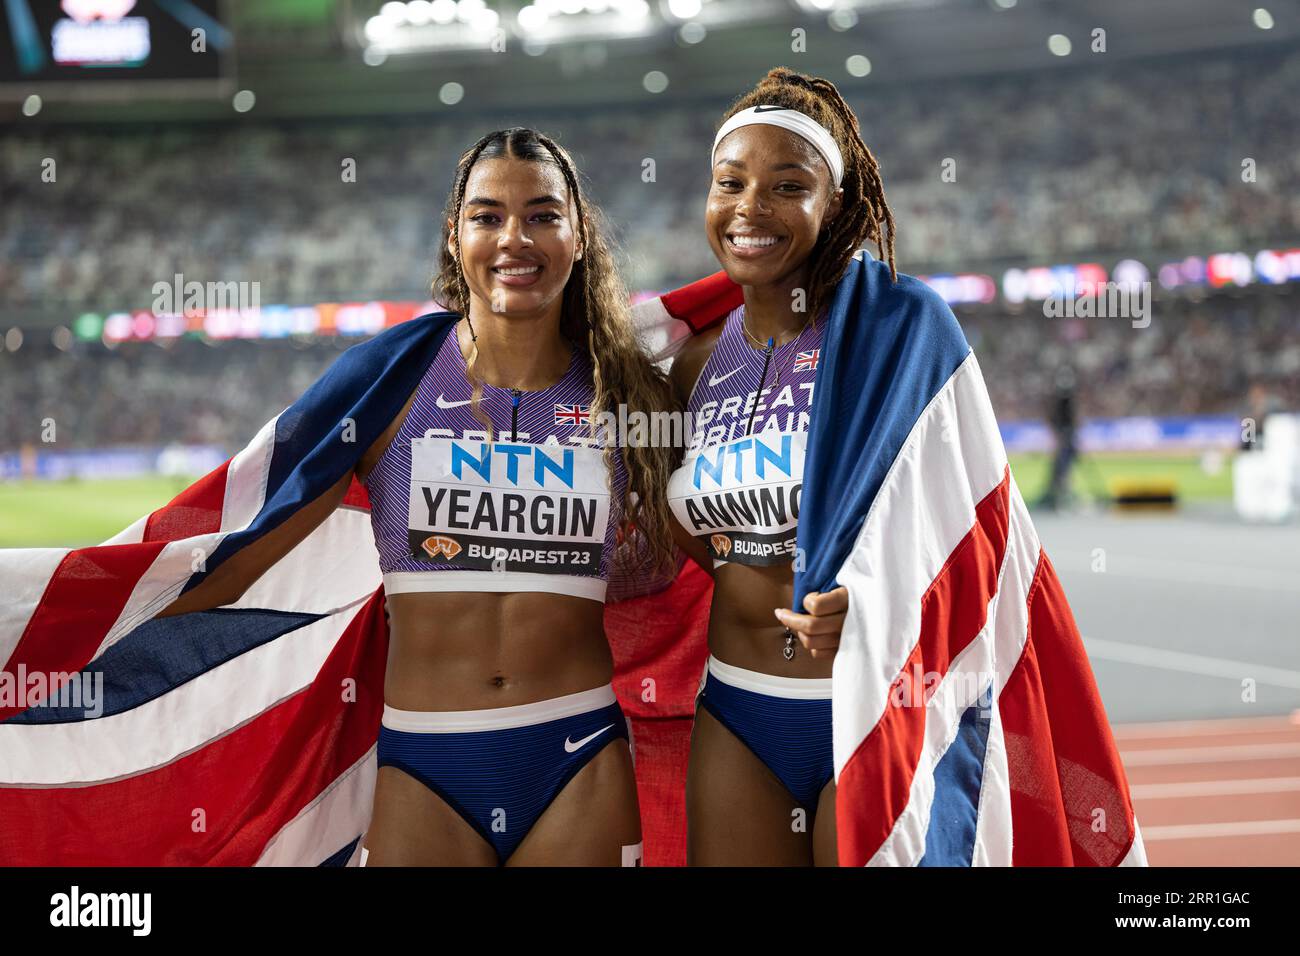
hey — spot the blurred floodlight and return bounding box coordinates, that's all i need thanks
[667,0,702,19]
[365,15,396,41]
[807,0,835,10]
[846,54,871,77]
[1253,8,1274,30]
[829,8,858,31]
[584,0,610,12]
[21,94,41,117]
[232,89,256,112]
[992,0,1017,9]
[440,81,465,104]
[678,21,706,43]
[406,1,434,25]
[1048,33,1071,56]
[5,328,22,352]
[622,0,650,18]
[643,69,669,93]
[559,0,584,14]
[52,327,72,351]
[380,1,409,22]
[518,4,548,30]
[363,46,388,66]
[457,0,486,22]
[431,0,458,24]
[471,8,499,29]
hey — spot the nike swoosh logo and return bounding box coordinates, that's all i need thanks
[707,367,744,387]
[753,105,789,113]
[435,395,471,409]
[564,724,615,753]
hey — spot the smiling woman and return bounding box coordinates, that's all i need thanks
[354,127,682,865]
[669,67,901,866]
[150,126,682,867]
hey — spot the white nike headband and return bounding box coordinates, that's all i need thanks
[711,105,845,187]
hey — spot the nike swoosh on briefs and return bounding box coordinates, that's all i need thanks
[435,395,472,408]
[564,724,615,753]
[707,367,744,387]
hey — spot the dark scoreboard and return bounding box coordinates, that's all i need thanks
[0,0,230,92]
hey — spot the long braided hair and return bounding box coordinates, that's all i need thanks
[721,67,898,322]
[432,127,679,576]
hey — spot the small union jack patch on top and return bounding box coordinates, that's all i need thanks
[554,403,590,425]
[793,349,821,372]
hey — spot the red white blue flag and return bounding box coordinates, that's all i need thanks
[0,280,736,867]
[553,403,590,425]
[634,253,1144,865]
[789,251,1145,865]
[0,257,1141,866]
[793,349,820,372]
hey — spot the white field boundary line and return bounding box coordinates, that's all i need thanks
[1130,776,1300,799]
[1121,742,1300,766]
[1054,550,1300,594]
[1113,713,1300,739]
[1084,637,1300,690]
[1140,819,1300,840]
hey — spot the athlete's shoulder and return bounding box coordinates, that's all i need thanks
[668,323,724,404]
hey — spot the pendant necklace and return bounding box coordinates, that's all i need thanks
[740,309,814,389]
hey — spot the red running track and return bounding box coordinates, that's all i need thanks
[1116,712,1300,866]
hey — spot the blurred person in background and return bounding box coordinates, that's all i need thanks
[1041,365,1079,509]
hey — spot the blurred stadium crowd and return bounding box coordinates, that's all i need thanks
[2,46,1299,452]
[4,47,1299,305]
[3,291,1296,454]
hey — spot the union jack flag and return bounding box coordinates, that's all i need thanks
[0,314,462,865]
[554,403,590,425]
[794,348,820,372]
[0,276,741,866]
[0,258,1144,867]
[790,252,1144,866]
[636,253,1146,866]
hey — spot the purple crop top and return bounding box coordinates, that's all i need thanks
[364,328,627,603]
[666,304,822,567]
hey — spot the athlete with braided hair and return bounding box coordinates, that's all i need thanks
[365,128,684,865]
[666,68,899,865]
[161,127,678,865]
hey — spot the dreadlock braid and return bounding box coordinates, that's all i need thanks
[722,67,897,322]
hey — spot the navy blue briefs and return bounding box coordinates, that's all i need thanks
[696,655,834,811]
[377,684,630,863]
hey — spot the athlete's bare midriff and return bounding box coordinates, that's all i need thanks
[382,591,613,712]
[706,564,833,678]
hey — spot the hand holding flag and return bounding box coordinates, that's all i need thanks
[773,588,848,659]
